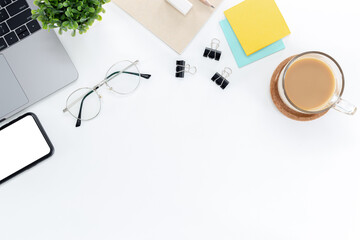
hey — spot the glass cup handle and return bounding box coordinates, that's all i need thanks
[333,98,357,115]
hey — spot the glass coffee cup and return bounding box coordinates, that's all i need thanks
[278,51,357,115]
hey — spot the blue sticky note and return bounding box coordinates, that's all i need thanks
[220,19,285,68]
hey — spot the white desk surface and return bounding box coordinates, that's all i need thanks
[1,0,360,239]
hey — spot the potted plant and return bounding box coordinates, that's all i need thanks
[32,0,110,36]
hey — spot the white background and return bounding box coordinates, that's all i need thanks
[1,0,360,239]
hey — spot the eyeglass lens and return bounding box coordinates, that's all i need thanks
[105,60,141,95]
[66,87,101,121]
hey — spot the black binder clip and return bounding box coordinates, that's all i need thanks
[211,67,232,89]
[176,60,197,78]
[203,38,222,61]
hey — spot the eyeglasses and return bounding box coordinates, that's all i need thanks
[63,60,151,127]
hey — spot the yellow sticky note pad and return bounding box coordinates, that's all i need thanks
[225,0,290,56]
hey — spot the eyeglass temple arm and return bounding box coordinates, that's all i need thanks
[75,90,95,127]
[106,71,151,81]
[121,71,152,79]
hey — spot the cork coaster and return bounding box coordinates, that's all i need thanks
[270,56,329,121]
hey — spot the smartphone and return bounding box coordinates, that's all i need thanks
[0,113,54,184]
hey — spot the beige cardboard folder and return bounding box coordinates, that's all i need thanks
[112,0,223,54]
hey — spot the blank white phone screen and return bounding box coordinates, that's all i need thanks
[0,115,51,181]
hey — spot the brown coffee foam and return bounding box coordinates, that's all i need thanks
[270,56,328,121]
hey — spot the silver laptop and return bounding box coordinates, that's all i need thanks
[0,0,78,122]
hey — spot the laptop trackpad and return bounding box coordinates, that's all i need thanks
[0,54,28,119]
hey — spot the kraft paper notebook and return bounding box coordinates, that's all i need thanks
[224,0,290,56]
[112,0,224,54]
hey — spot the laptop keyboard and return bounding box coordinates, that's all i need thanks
[0,0,41,52]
